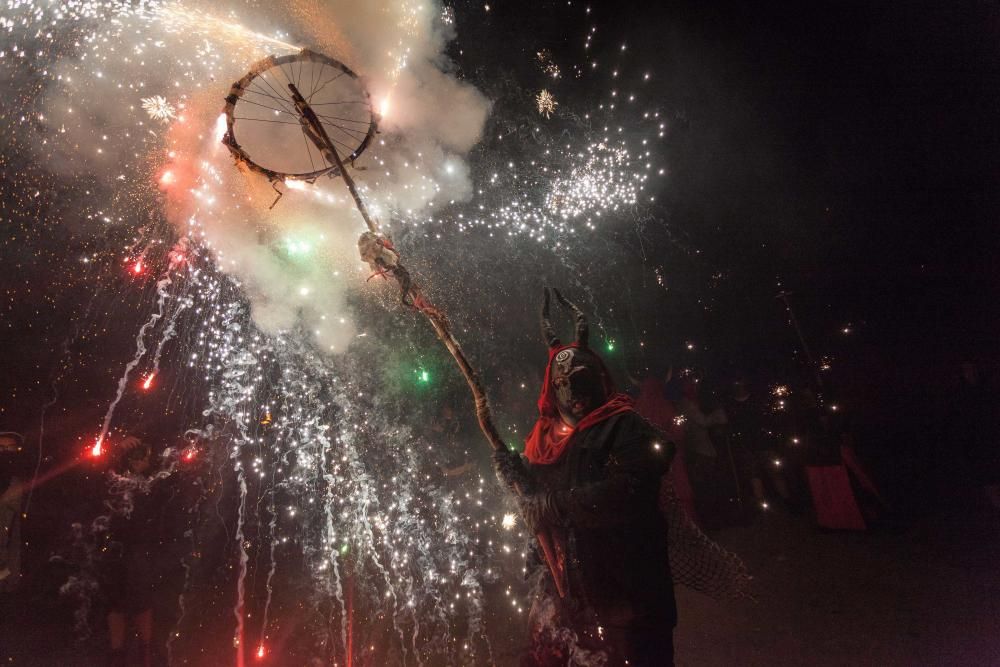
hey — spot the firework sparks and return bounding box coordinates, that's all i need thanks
[2,0,668,661]
[536,89,558,118]
[141,96,177,123]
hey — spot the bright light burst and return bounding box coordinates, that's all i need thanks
[536,88,558,118]
[141,95,176,123]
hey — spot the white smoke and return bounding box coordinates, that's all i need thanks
[25,0,490,353]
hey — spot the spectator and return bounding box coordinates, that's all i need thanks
[633,367,697,521]
[948,361,1000,510]
[102,435,188,667]
[0,432,26,593]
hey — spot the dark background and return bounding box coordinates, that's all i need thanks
[445,0,1000,506]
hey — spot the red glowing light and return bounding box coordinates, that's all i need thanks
[142,373,155,390]
[90,438,103,458]
[159,170,175,186]
[256,644,266,659]
[132,260,144,274]
[182,448,197,462]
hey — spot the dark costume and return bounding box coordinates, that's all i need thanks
[495,290,677,666]
[103,482,162,615]
[102,456,189,614]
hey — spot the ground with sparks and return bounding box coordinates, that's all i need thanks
[3,505,998,665]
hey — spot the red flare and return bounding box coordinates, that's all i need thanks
[90,437,103,458]
[142,373,155,390]
[256,644,266,660]
[132,260,144,274]
[182,448,197,463]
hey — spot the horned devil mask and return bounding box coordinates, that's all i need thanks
[541,288,612,426]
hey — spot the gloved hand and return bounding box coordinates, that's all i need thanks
[519,491,563,534]
[491,448,530,490]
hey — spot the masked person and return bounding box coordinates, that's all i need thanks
[494,289,677,667]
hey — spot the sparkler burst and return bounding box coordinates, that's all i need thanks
[536,88,558,117]
[141,95,177,123]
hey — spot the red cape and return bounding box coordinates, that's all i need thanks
[524,344,634,465]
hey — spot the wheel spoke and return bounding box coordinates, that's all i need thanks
[234,116,302,125]
[236,96,297,117]
[315,113,371,126]
[309,70,346,102]
[308,61,325,102]
[255,73,297,115]
[243,87,298,108]
[320,121,368,140]
[301,127,318,173]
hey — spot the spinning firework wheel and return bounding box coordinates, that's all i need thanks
[222,49,378,182]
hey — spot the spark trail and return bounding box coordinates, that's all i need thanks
[93,272,173,456]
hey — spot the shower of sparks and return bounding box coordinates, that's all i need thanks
[546,141,641,219]
[771,385,791,412]
[536,88,558,118]
[2,0,667,662]
[536,49,561,78]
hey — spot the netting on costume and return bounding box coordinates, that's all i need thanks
[659,479,753,600]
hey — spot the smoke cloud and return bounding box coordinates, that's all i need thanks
[31,0,490,353]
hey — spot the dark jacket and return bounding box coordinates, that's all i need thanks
[529,411,677,626]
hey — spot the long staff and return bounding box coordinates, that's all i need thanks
[288,83,568,597]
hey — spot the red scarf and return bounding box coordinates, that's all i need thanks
[524,344,634,465]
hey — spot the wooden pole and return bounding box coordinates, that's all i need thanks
[288,83,567,597]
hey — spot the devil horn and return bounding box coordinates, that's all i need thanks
[541,287,561,348]
[552,288,588,347]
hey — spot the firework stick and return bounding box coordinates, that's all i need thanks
[289,84,569,598]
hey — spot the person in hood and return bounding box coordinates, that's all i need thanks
[493,289,677,667]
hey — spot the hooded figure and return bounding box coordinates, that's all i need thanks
[494,288,677,666]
